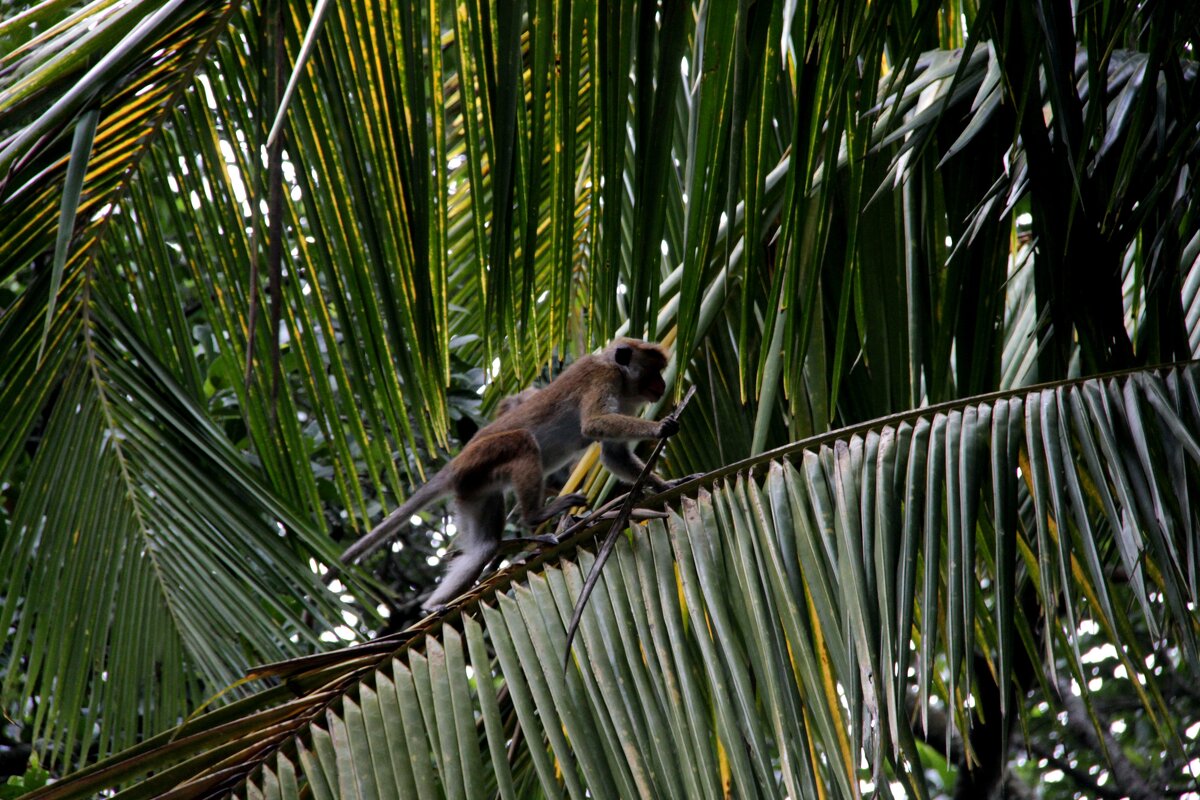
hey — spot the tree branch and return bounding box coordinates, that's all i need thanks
[1057,681,1165,800]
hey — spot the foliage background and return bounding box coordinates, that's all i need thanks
[1,0,1199,797]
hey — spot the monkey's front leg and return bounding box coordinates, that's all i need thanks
[581,412,672,442]
[599,440,677,491]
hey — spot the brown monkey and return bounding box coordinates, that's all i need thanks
[342,338,683,610]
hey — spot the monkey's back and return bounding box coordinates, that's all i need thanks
[465,354,618,471]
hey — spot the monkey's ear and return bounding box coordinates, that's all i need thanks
[615,345,633,366]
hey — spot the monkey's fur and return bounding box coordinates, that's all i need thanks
[495,387,575,493]
[342,338,680,610]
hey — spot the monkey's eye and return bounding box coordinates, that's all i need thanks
[615,345,633,365]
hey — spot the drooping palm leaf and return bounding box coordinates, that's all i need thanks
[27,363,1200,798]
[0,3,388,766]
[0,1,237,279]
[0,284,356,767]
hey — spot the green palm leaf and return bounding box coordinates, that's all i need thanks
[0,287,355,766]
[27,364,1199,798]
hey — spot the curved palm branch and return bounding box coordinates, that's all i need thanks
[27,363,1200,799]
[0,285,360,767]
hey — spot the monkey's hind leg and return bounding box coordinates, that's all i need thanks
[520,480,586,547]
[422,495,502,611]
[528,491,588,524]
[478,429,586,526]
[502,489,585,552]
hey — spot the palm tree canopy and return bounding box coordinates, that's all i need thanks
[1,0,1198,797]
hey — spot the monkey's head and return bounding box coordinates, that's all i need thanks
[610,338,669,402]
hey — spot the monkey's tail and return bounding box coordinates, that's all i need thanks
[341,470,452,565]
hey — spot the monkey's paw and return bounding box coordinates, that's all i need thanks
[595,508,669,521]
[506,533,560,549]
[657,417,680,438]
[666,473,704,488]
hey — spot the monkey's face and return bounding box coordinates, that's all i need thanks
[640,368,666,401]
[613,340,669,402]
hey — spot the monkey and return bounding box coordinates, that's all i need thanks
[341,338,684,610]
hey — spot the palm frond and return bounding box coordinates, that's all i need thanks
[0,283,357,766]
[30,363,1200,798]
[0,1,235,280]
[872,39,1200,382]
